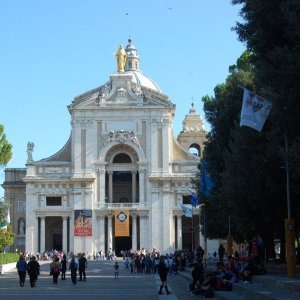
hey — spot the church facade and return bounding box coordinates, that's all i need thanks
[2,39,209,255]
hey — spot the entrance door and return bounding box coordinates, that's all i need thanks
[114,237,132,257]
[53,234,62,251]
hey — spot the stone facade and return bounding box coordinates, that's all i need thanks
[2,39,210,255]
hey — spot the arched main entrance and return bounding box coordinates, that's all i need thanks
[102,143,144,254]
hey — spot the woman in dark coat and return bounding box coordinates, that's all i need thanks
[69,255,78,285]
[27,256,40,288]
[61,254,67,280]
[157,256,171,295]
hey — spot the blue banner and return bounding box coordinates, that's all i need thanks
[200,160,215,197]
[191,192,199,207]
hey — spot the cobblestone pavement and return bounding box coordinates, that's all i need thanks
[0,259,199,300]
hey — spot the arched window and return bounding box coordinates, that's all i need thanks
[113,153,132,163]
[189,143,201,157]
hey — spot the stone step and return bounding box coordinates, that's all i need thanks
[214,290,247,300]
[253,275,300,296]
[233,281,300,300]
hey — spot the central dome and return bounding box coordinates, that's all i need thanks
[127,70,161,92]
[124,38,162,93]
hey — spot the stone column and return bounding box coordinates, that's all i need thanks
[177,215,182,250]
[40,216,45,253]
[62,216,68,252]
[132,214,137,251]
[139,214,149,251]
[73,120,82,175]
[96,170,100,205]
[99,215,105,252]
[150,121,158,173]
[69,213,74,251]
[99,169,106,205]
[132,171,137,203]
[108,171,113,203]
[139,169,145,204]
[108,215,112,250]
[162,119,170,173]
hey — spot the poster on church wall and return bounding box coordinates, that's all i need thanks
[115,210,129,237]
[74,209,92,236]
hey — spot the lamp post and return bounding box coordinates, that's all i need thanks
[284,133,296,277]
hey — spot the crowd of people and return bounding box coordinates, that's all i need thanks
[15,235,266,296]
[188,235,266,297]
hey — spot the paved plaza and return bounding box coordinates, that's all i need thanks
[0,259,196,300]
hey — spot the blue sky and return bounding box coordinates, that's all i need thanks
[0,0,245,197]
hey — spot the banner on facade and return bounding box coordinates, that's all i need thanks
[74,210,92,236]
[115,210,129,237]
[240,87,272,132]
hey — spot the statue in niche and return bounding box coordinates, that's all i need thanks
[27,142,34,162]
[19,219,25,235]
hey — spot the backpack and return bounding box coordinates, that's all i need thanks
[17,260,27,272]
[53,264,59,274]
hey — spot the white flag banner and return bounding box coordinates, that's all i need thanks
[180,204,192,218]
[240,88,272,132]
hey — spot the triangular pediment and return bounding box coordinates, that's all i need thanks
[68,79,174,110]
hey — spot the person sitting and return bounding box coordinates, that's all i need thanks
[189,261,204,294]
[240,257,253,283]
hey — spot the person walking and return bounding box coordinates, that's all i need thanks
[27,256,40,288]
[114,261,119,279]
[78,253,87,281]
[50,256,61,284]
[69,255,78,285]
[61,254,67,280]
[218,244,225,264]
[158,256,171,295]
[16,254,27,287]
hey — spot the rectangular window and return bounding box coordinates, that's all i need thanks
[18,201,26,212]
[46,196,62,206]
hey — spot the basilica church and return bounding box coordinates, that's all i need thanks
[2,39,210,255]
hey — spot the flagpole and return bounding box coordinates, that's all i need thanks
[203,204,207,269]
[192,205,194,252]
[284,132,296,277]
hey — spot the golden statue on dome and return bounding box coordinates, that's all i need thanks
[115,44,127,72]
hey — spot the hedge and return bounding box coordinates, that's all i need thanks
[0,253,19,265]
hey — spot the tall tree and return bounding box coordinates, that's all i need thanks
[201,51,258,242]
[0,125,13,250]
[232,0,300,252]
[0,203,14,251]
[0,124,12,168]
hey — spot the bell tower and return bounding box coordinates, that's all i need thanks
[177,103,207,157]
[124,38,140,71]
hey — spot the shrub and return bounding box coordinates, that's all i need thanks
[0,252,19,265]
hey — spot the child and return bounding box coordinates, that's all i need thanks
[124,258,130,270]
[114,261,119,279]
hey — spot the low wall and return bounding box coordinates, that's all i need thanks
[0,262,16,274]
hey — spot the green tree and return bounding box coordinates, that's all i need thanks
[0,124,12,167]
[201,1,300,258]
[0,125,13,250]
[200,51,256,242]
[232,0,300,255]
[0,203,14,251]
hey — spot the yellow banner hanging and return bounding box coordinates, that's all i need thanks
[115,210,129,237]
